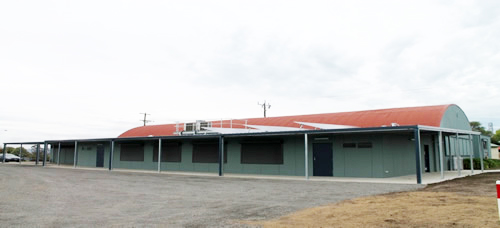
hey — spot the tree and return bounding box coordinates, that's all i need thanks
[3,147,34,160]
[492,129,500,144]
[11,147,31,158]
[470,121,493,137]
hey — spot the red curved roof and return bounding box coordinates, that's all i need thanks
[118,104,453,138]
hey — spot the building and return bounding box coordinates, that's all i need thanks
[2,104,490,184]
[491,143,499,159]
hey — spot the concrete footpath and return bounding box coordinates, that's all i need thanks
[0,165,422,227]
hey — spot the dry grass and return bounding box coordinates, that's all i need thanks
[247,173,500,228]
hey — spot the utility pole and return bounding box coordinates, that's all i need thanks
[258,101,271,118]
[140,113,152,126]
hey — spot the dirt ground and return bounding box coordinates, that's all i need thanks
[250,172,500,228]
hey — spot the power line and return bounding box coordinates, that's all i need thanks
[140,113,153,126]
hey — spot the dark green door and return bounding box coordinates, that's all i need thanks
[313,143,333,176]
[96,144,104,167]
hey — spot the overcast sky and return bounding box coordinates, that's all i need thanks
[1,0,499,145]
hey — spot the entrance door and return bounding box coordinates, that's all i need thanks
[313,143,333,176]
[424,145,430,172]
[96,144,104,168]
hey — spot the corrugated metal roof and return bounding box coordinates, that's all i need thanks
[118,104,453,138]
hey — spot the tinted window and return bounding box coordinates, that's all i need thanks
[120,143,144,161]
[241,142,283,164]
[153,142,182,162]
[357,142,373,148]
[192,142,227,163]
[343,143,356,148]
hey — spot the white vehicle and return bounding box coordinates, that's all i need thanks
[0,153,21,162]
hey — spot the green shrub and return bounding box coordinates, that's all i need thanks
[462,158,482,169]
[463,158,500,170]
[488,159,500,169]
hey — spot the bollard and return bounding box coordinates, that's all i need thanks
[497,180,500,220]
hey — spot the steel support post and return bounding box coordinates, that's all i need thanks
[414,128,422,184]
[19,144,22,164]
[2,143,6,163]
[57,143,61,166]
[469,135,473,174]
[304,133,309,180]
[157,138,162,173]
[73,141,78,168]
[218,135,224,176]
[43,142,47,166]
[109,140,114,171]
[456,133,461,176]
[35,143,40,165]
[479,138,484,172]
[438,131,444,179]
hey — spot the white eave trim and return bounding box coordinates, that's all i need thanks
[202,127,262,134]
[244,124,305,132]
[295,121,358,130]
[417,125,480,135]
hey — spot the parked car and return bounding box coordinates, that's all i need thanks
[0,153,21,162]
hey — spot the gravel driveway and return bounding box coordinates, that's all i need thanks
[0,165,422,227]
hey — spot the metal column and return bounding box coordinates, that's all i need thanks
[109,140,114,171]
[218,135,224,176]
[414,127,422,184]
[49,144,52,163]
[2,143,6,163]
[469,135,473,174]
[438,131,444,179]
[36,144,40,165]
[304,133,309,180]
[43,142,47,166]
[479,138,484,172]
[456,133,461,176]
[19,144,22,164]
[57,142,61,166]
[73,141,78,168]
[157,138,162,173]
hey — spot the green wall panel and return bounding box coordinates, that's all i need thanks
[332,137,345,177]
[58,147,75,165]
[440,105,472,130]
[381,134,415,177]
[77,143,96,167]
[68,131,481,179]
[371,135,384,178]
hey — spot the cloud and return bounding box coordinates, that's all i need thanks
[1,0,500,143]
